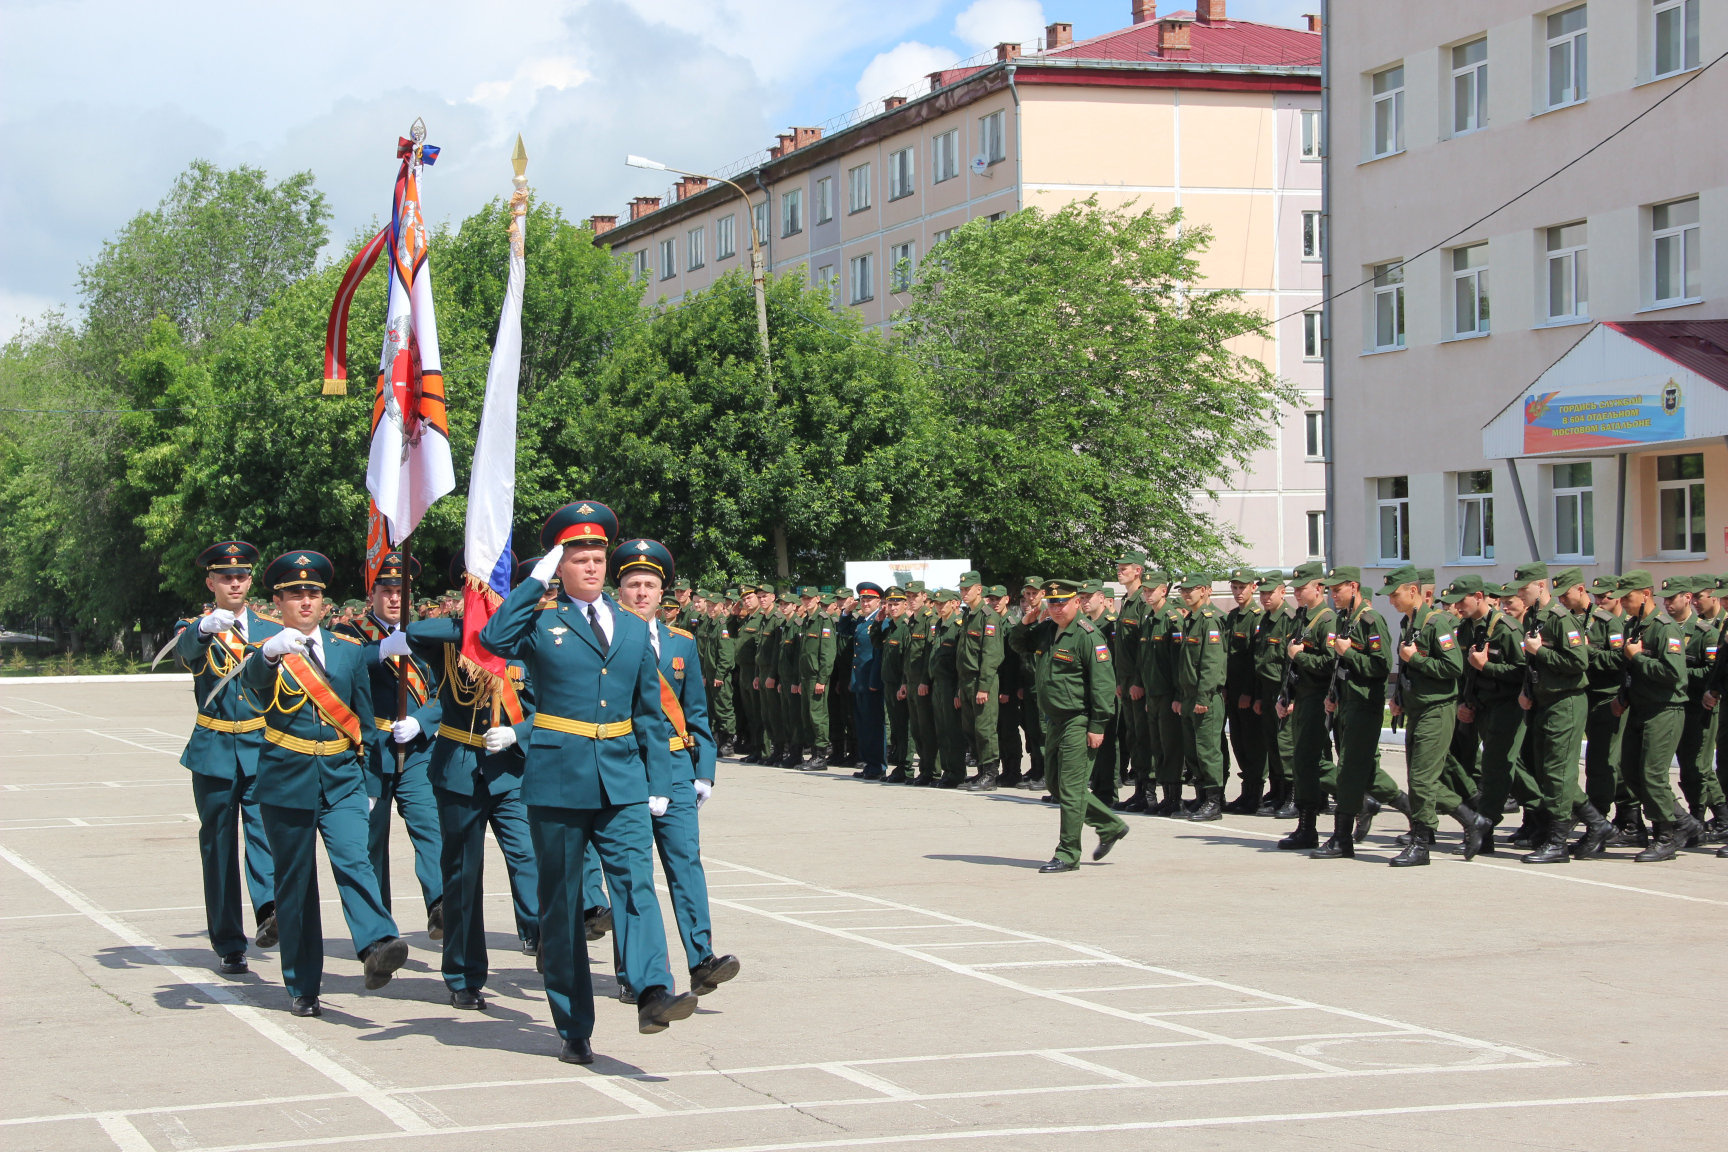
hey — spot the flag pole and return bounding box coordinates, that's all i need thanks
[395,537,414,774]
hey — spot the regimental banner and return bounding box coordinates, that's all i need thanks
[1521,375,1685,454]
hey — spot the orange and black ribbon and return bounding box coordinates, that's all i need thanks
[280,652,365,750]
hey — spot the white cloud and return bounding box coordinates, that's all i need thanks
[952,0,1045,52]
[854,41,961,109]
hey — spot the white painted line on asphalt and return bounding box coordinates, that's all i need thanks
[0,775,180,785]
[1037,1050,1155,1087]
[0,814,197,830]
[94,1115,154,1152]
[0,696,90,717]
[0,844,447,1140]
[88,727,186,755]
[815,1063,919,1099]
[576,1075,667,1115]
[1046,982,1203,994]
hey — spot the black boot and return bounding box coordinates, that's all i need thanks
[963,763,1000,791]
[1509,809,1544,849]
[1310,813,1355,859]
[801,745,830,771]
[1257,780,1282,817]
[1451,802,1491,861]
[1223,781,1262,815]
[1273,788,1300,819]
[1605,802,1648,848]
[1634,820,1686,862]
[1521,813,1575,864]
[999,765,1023,788]
[1389,823,1433,867]
[1188,786,1223,822]
[1568,801,1616,859]
[1022,772,1044,791]
[1675,807,1707,848]
[884,766,909,784]
[1114,790,1149,813]
[1353,796,1381,843]
[1277,807,1319,850]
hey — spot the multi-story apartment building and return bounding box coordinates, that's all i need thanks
[590,2,1327,570]
[1326,0,1727,585]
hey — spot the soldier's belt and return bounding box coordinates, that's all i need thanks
[670,736,695,753]
[374,717,393,731]
[437,724,488,749]
[264,726,353,757]
[534,714,636,740]
[196,714,265,734]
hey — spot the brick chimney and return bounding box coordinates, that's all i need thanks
[628,195,660,221]
[673,176,709,201]
[588,214,617,236]
[883,95,907,110]
[1305,13,1321,33]
[996,42,1021,62]
[928,69,948,91]
[1131,0,1155,24]
[1045,22,1073,48]
[1195,0,1227,23]
[1158,15,1192,54]
[791,126,822,149]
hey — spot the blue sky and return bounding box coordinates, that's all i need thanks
[0,0,1315,337]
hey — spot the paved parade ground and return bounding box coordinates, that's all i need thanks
[3,677,1725,1152]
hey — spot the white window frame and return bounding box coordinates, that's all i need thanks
[933,130,959,183]
[888,147,915,201]
[814,177,833,225]
[1371,261,1405,351]
[686,226,705,271]
[932,227,953,246]
[848,252,873,304]
[781,188,803,237]
[815,263,837,306]
[1455,470,1495,563]
[1656,452,1707,556]
[716,214,736,260]
[1551,461,1595,560]
[1451,243,1490,337]
[752,202,770,251]
[980,110,1005,164]
[1653,0,1700,80]
[1303,411,1325,460]
[1301,211,1322,260]
[1299,108,1322,159]
[632,249,649,282]
[1545,5,1588,110]
[1370,64,1405,158]
[1306,510,1326,560]
[657,237,675,281]
[1544,221,1588,322]
[1376,477,1411,565]
[1451,37,1488,135]
[1302,310,1323,360]
[1652,197,1701,305]
[888,241,916,292]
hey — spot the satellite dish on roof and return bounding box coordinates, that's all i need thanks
[970,154,991,176]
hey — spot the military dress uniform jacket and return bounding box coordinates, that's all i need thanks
[174,607,284,779]
[478,582,676,808]
[240,629,378,809]
[956,604,1005,695]
[341,614,438,797]
[403,616,536,796]
[1174,606,1228,703]
[848,610,885,693]
[1399,605,1463,704]
[657,620,717,783]
[1009,615,1115,733]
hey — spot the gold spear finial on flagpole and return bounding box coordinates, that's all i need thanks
[509,135,530,256]
[511,134,528,186]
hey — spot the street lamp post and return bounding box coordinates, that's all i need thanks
[626,155,772,390]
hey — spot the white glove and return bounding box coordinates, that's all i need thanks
[260,630,310,661]
[199,608,236,635]
[391,717,421,744]
[379,630,412,659]
[483,726,517,753]
[647,795,670,817]
[694,779,712,809]
[531,543,562,585]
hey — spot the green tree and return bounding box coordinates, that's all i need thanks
[895,198,1296,578]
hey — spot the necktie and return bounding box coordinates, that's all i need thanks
[588,604,608,651]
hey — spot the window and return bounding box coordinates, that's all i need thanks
[1652,197,1701,303]
[1452,243,1489,336]
[1306,510,1326,559]
[1545,222,1588,321]
[1451,37,1488,134]
[985,211,1007,223]
[1552,462,1595,558]
[781,188,802,237]
[848,163,872,213]
[1546,5,1588,109]
[1302,310,1323,359]
[1654,0,1700,78]
[933,130,960,183]
[1657,453,1706,554]
[1371,64,1405,157]
[1301,211,1322,260]
[1455,470,1495,561]
[1300,108,1322,158]
[658,237,675,280]
[686,226,705,271]
[980,110,1005,163]
[815,264,837,306]
[716,213,736,259]
[1372,261,1405,350]
[1303,411,1324,459]
[632,249,649,281]
[849,252,873,304]
[888,147,915,200]
[1376,476,1410,563]
[752,202,770,250]
[932,227,953,246]
[889,241,916,291]
[815,177,833,225]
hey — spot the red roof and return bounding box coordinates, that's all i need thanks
[1605,320,1728,390]
[1045,11,1319,68]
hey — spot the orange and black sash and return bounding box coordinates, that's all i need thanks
[206,625,246,677]
[497,665,527,726]
[357,614,430,706]
[659,672,692,749]
[281,651,365,750]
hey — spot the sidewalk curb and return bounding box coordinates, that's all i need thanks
[0,674,193,685]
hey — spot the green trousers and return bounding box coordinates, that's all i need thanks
[1256,681,1293,791]
[909,684,938,776]
[757,680,780,753]
[1677,704,1724,809]
[1118,687,1150,795]
[1022,691,1047,780]
[1443,714,1480,800]
[1047,711,1128,866]
[1405,699,1463,828]
[931,676,966,784]
[1332,698,1403,817]
[736,664,759,749]
[1473,697,1528,821]
[1529,692,1587,820]
[1226,687,1265,791]
[800,679,830,747]
[1090,711,1119,804]
[1622,702,1683,821]
[1582,697,1625,811]
[709,668,735,737]
[1148,695,1186,785]
[962,681,999,766]
[885,682,909,768]
[1288,690,1338,808]
[1180,693,1226,790]
[780,683,803,747]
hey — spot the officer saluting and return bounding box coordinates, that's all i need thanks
[172,541,280,974]
[478,502,695,1065]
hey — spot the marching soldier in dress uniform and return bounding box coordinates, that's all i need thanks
[1616,571,1704,860]
[478,502,696,1063]
[957,572,1005,791]
[338,552,445,938]
[848,583,888,780]
[242,550,408,1017]
[173,541,280,973]
[1453,575,1529,853]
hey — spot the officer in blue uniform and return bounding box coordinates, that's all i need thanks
[172,541,281,974]
[603,538,740,1001]
[847,583,889,780]
[338,551,445,939]
[478,502,697,1065]
[241,550,407,1018]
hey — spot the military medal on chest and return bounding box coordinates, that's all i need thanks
[549,625,569,646]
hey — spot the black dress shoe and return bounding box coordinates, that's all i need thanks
[427,900,445,941]
[584,906,613,941]
[522,938,540,956]
[636,985,699,1034]
[617,982,637,1005]
[1038,858,1078,873]
[291,996,322,1018]
[559,1036,595,1065]
[254,909,278,949]
[218,952,248,974]
[936,778,959,789]
[1092,826,1129,861]
[690,953,741,995]
[361,936,409,990]
[450,988,487,1011]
